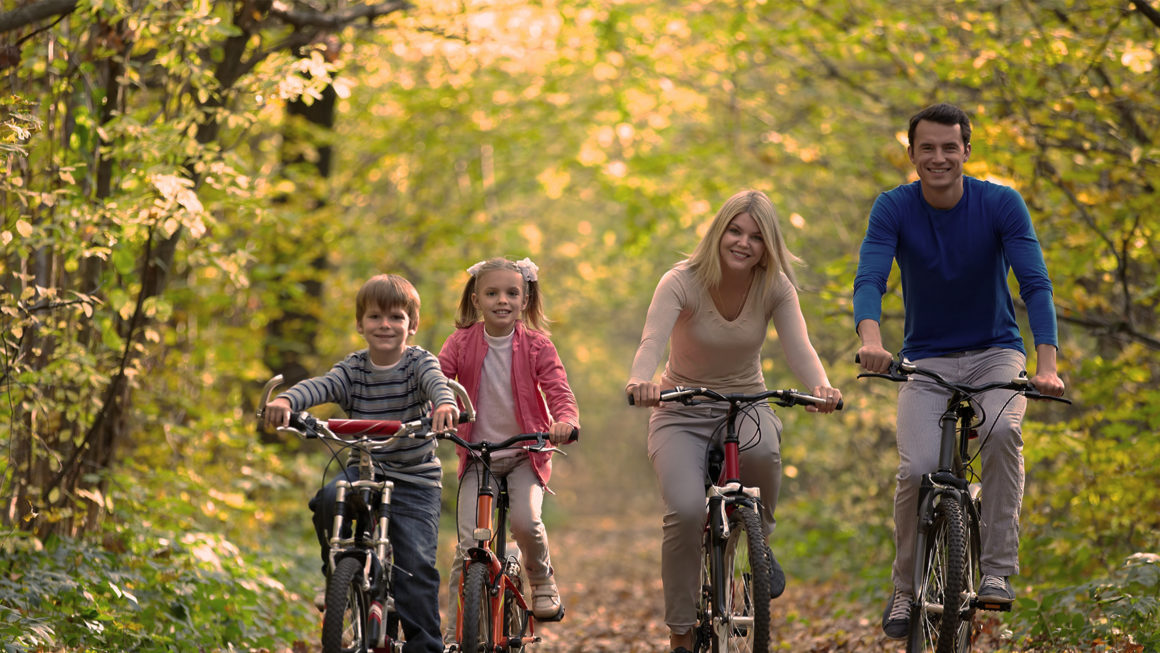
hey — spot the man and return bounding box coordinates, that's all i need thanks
[853,103,1066,639]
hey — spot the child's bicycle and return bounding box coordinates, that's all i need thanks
[441,429,577,653]
[257,374,475,653]
[856,357,1069,653]
[632,386,842,653]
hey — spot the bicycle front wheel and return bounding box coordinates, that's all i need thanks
[910,496,967,653]
[709,504,771,653]
[322,556,369,653]
[460,561,493,653]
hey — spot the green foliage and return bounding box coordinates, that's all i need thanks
[1014,553,1160,651]
[0,526,315,652]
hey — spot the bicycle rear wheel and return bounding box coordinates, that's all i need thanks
[910,497,967,653]
[460,561,493,653]
[321,556,369,653]
[709,504,771,653]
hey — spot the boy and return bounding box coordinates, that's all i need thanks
[264,273,458,653]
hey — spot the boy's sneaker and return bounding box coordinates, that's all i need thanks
[979,575,1015,604]
[530,574,565,622]
[765,545,786,599]
[881,587,912,640]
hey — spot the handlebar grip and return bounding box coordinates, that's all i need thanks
[568,427,580,443]
[627,394,635,406]
[836,398,844,411]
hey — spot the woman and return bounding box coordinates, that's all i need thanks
[626,189,841,653]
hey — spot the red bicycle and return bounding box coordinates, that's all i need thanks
[633,386,841,653]
[443,429,577,653]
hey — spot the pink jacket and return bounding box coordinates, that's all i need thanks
[438,321,580,485]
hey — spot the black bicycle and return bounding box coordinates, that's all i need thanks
[632,386,841,653]
[857,357,1069,653]
[258,374,475,653]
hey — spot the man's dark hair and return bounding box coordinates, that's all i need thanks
[908,103,972,148]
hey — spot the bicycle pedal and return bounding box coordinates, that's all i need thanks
[976,599,1013,612]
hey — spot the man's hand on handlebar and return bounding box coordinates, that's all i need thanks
[626,381,661,407]
[857,343,894,374]
[431,402,460,433]
[263,397,292,429]
[1029,370,1066,398]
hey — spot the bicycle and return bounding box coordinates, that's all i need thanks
[856,357,1069,653]
[631,386,842,653]
[257,374,475,653]
[441,429,577,653]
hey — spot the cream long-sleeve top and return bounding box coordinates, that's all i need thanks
[627,263,831,394]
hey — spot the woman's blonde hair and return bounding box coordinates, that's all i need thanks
[454,258,550,333]
[687,189,801,291]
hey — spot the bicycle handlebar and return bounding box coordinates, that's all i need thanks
[256,374,480,444]
[854,354,1071,404]
[436,428,579,455]
[629,386,843,411]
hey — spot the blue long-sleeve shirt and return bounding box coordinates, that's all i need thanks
[853,176,1058,360]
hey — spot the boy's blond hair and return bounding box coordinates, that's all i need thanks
[356,274,421,325]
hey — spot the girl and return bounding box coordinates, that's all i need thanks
[438,257,579,635]
[626,190,841,653]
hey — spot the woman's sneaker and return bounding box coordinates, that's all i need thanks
[881,587,912,639]
[978,575,1015,604]
[766,546,786,598]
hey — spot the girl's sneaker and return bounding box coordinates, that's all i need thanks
[530,573,565,621]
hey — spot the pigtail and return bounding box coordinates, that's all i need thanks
[523,279,551,335]
[454,275,481,329]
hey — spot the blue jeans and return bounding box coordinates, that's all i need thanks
[310,467,444,653]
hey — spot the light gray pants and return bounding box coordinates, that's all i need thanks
[446,455,551,631]
[648,401,782,633]
[892,348,1028,594]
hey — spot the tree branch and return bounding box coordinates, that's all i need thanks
[1130,0,1160,29]
[0,0,76,35]
[269,0,412,29]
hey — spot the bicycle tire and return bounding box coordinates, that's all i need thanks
[709,504,771,653]
[909,497,967,653]
[321,556,369,653]
[460,561,493,653]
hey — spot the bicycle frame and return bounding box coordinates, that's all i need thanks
[258,374,477,653]
[642,386,841,653]
[857,356,1070,652]
[459,464,533,648]
[441,430,571,651]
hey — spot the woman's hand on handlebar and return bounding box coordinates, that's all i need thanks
[263,397,292,429]
[626,381,661,407]
[806,384,843,414]
[431,402,460,433]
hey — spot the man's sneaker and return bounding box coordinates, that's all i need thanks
[881,587,912,640]
[765,546,786,599]
[978,575,1015,604]
[531,574,565,621]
